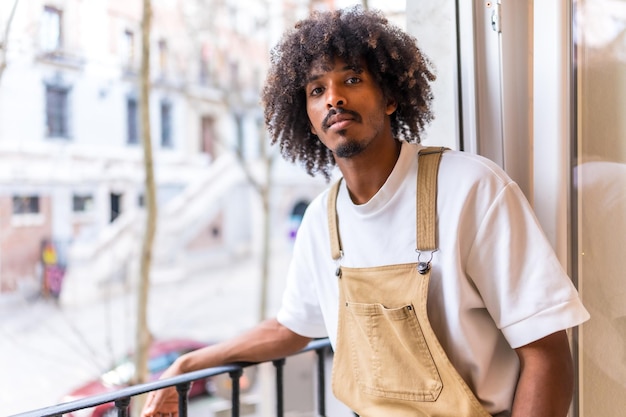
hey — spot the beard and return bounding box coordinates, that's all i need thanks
[334,139,365,158]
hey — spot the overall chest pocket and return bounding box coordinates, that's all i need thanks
[343,301,443,401]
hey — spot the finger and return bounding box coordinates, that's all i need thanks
[141,393,158,416]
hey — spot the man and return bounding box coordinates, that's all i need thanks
[143,7,589,417]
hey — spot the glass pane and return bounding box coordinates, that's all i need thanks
[123,30,135,68]
[574,1,626,415]
[127,98,138,144]
[46,86,68,137]
[12,196,40,214]
[72,194,93,212]
[161,101,172,147]
[41,6,62,51]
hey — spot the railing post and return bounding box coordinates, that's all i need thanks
[229,368,243,417]
[176,382,191,417]
[114,397,130,417]
[315,347,327,417]
[273,358,286,417]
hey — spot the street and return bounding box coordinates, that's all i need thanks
[0,250,291,416]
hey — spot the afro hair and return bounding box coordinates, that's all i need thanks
[261,6,436,179]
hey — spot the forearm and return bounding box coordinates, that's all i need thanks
[173,318,311,375]
[511,330,574,417]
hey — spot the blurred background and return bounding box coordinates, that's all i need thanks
[0,0,405,415]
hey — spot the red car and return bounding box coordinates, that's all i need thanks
[62,338,213,417]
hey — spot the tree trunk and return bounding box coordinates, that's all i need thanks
[258,157,273,321]
[134,0,156,413]
[0,0,19,86]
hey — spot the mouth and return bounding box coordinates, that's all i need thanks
[329,117,353,131]
[323,109,360,131]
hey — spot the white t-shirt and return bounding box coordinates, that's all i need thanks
[277,141,589,414]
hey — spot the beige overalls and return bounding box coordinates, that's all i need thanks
[329,148,492,417]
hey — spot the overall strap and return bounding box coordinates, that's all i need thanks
[328,178,343,260]
[327,146,447,262]
[417,147,447,252]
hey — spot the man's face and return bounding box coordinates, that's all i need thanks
[305,58,397,159]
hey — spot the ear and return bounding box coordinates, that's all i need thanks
[385,97,398,115]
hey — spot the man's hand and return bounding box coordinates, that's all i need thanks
[139,319,310,417]
[141,386,179,416]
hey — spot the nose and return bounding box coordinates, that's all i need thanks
[326,83,346,109]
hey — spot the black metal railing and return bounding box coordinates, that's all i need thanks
[10,338,332,417]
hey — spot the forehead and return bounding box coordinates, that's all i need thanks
[306,56,366,80]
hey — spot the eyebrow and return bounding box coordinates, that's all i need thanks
[306,64,364,84]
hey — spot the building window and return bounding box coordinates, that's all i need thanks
[110,192,122,223]
[13,195,40,215]
[122,29,135,69]
[230,60,239,88]
[127,97,139,144]
[158,39,168,76]
[41,6,62,51]
[201,116,216,158]
[199,43,211,84]
[234,113,244,152]
[72,194,93,212]
[160,100,172,148]
[45,84,70,138]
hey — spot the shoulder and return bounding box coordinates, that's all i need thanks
[440,149,511,183]
[415,144,511,185]
[434,149,515,205]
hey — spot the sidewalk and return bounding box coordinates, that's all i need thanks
[0,278,43,312]
[0,250,292,415]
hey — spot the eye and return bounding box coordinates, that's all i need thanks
[346,76,361,85]
[309,86,324,97]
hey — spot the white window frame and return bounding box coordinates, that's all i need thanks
[41,5,62,52]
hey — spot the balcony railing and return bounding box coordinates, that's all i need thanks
[10,338,332,417]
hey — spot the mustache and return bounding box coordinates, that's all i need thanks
[322,108,362,131]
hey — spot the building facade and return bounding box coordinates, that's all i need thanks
[0,0,328,302]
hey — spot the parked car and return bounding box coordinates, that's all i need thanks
[62,338,213,417]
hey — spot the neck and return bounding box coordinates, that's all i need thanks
[337,139,401,205]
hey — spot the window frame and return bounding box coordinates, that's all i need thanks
[11,195,44,227]
[160,99,173,148]
[45,83,71,139]
[41,5,63,52]
[158,38,168,77]
[72,194,94,213]
[126,96,139,145]
[122,29,136,70]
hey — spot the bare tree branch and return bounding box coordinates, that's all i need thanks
[0,0,20,85]
[181,0,276,322]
